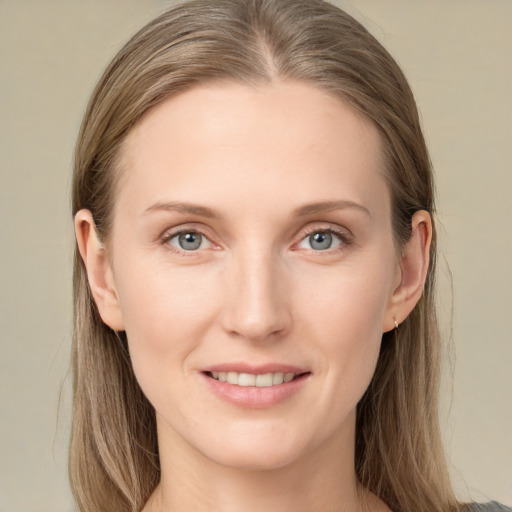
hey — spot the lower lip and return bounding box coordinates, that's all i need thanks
[201,373,310,409]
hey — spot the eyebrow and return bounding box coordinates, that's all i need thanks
[143,199,370,219]
[293,200,371,218]
[144,201,218,218]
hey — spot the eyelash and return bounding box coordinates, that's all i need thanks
[160,224,352,256]
[297,225,352,254]
[160,226,215,257]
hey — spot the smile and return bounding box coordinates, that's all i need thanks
[208,371,300,387]
[203,370,311,408]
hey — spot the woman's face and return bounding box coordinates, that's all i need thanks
[102,82,403,470]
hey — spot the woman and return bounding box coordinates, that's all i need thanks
[70,0,510,511]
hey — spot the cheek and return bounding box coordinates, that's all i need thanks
[113,259,219,385]
[295,259,394,400]
[311,286,385,380]
[117,252,217,330]
[298,258,394,342]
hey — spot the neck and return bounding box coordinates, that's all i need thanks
[144,411,384,512]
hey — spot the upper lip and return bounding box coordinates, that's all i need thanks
[202,362,309,375]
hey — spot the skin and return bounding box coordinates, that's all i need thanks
[76,81,431,512]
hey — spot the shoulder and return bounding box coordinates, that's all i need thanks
[464,502,512,512]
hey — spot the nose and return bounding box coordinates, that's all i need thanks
[220,248,292,343]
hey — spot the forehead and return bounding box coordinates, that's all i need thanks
[117,81,389,220]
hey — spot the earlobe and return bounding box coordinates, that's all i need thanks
[74,209,125,331]
[383,210,432,332]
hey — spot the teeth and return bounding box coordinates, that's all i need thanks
[227,372,238,385]
[255,373,273,387]
[272,372,284,385]
[211,371,300,387]
[239,373,256,386]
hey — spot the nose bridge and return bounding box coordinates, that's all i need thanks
[222,244,290,341]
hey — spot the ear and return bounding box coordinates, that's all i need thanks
[383,210,432,332]
[74,209,125,331]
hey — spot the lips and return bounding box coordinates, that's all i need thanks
[201,363,311,408]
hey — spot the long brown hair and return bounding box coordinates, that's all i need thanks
[70,1,459,510]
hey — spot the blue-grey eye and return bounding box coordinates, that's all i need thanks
[309,231,333,250]
[169,231,211,251]
[179,232,202,250]
[297,229,343,251]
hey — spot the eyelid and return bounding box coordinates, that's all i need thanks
[160,223,219,255]
[293,223,353,252]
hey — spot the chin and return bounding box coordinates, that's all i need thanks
[210,446,304,472]
[195,425,319,472]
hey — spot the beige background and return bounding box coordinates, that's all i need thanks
[0,1,510,510]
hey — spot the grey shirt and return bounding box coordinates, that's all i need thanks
[465,503,511,512]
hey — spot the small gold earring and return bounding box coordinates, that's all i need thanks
[394,319,399,330]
